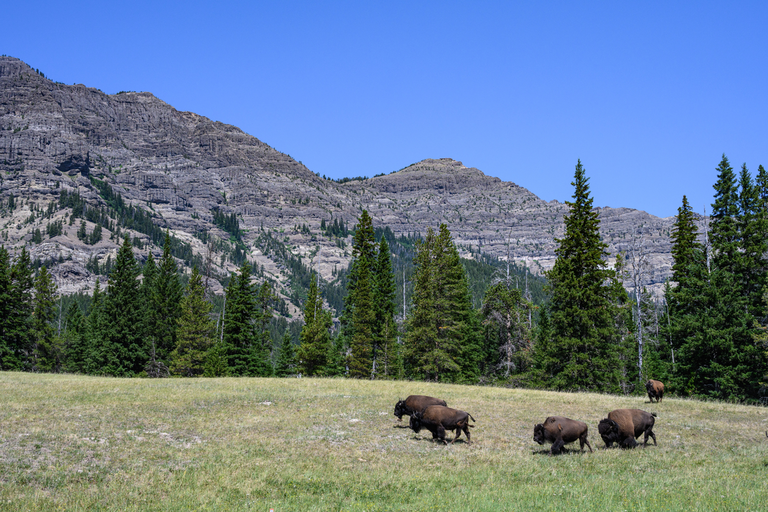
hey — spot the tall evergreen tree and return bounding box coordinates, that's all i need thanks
[373,237,398,378]
[405,224,478,382]
[62,302,87,373]
[0,246,15,370]
[84,279,105,374]
[670,156,767,400]
[221,264,259,376]
[30,266,59,372]
[170,266,215,376]
[149,232,183,366]
[3,248,34,370]
[737,163,768,317]
[537,160,622,392]
[253,281,275,376]
[669,195,701,290]
[297,274,331,376]
[345,210,376,378]
[101,236,145,376]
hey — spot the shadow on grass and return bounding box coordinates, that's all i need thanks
[531,447,594,456]
[411,435,471,445]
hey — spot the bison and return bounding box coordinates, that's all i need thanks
[533,416,593,455]
[409,405,475,445]
[393,395,447,421]
[598,409,657,449]
[646,379,665,403]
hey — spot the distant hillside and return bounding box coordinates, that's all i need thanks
[0,55,680,313]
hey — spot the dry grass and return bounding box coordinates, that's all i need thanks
[1,372,767,511]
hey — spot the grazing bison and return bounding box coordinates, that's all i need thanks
[533,416,593,455]
[646,379,665,403]
[409,405,475,445]
[393,395,447,421]
[598,409,657,448]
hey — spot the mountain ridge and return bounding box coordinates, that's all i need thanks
[0,55,678,303]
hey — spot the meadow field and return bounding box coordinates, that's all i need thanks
[1,372,767,511]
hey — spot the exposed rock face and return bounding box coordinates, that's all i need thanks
[0,56,681,298]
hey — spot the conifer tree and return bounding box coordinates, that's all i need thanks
[297,274,331,376]
[737,163,768,317]
[84,279,105,374]
[537,160,621,392]
[253,281,275,376]
[221,264,258,376]
[149,232,182,365]
[344,210,376,378]
[405,224,478,382]
[3,248,34,370]
[0,246,15,370]
[275,332,297,377]
[30,266,59,372]
[101,236,145,376]
[669,195,701,289]
[62,302,87,373]
[170,266,215,376]
[373,237,398,378]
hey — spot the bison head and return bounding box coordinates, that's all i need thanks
[598,418,620,447]
[409,411,423,433]
[533,423,546,445]
[394,399,406,419]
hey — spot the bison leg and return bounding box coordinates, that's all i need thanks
[551,437,565,455]
[579,434,593,453]
[463,424,471,445]
[643,428,657,446]
[437,425,447,444]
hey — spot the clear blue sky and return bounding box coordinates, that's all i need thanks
[3,1,766,218]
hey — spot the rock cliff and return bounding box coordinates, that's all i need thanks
[0,56,680,300]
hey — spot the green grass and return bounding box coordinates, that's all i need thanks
[1,372,767,511]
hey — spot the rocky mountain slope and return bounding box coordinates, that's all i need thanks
[0,56,679,304]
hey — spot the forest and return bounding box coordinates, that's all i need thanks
[0,155,766,403]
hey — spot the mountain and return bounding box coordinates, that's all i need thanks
[0,56,677,307]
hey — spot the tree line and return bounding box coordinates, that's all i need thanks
[1,155,766,402]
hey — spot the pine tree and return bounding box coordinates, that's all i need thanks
[405,224,477,382]
[297,274,331,376]
[62,302,87,373]
[737,163,768,317]
[149,232,182,366]
[538,160,622,392]
[170,266,215,376]
[101,236,145,376]
[0,246,15,370]
[30,266,59,372]
[670,156,767,400]
[221,264,258,376]
[4,248,34,370]
[275,332,297,377]
[83,279,105,374]
[344,210,376,378]
[373,237,398,378]
[253,281,275,376]
[670,195,701,289]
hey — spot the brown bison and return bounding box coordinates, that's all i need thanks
[598,409,657,448]
[533,416,593,455]
[394,395,447,421]
[409,405,475,445]
[646,379,665,403]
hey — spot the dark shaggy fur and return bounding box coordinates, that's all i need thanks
[533,416,593,455]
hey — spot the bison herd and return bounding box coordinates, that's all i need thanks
[395,380,664,454]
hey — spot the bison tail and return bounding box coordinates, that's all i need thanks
[651,412,657,417]
[468,413,476,423]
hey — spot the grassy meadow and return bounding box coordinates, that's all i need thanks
[1,372,767,511]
